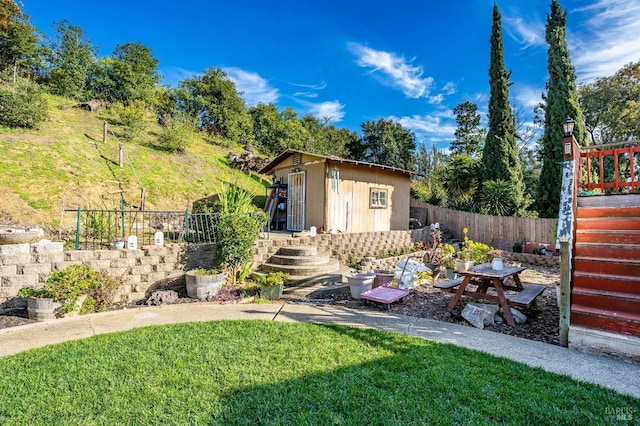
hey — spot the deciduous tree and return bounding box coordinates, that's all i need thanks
[360,118,416,170]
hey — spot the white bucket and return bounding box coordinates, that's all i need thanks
[154,231,164,246]
[127,235,138,250]
[310,226,317,237]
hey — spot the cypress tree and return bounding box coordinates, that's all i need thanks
[480,4,526,215]
[536,0,586,218]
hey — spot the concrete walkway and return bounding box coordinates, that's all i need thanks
[0,302,638,399]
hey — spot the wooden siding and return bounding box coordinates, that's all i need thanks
[267,153,411,232]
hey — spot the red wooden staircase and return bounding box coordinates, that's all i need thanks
[572,191,640,338]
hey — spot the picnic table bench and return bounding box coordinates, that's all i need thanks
[435,263,546,326]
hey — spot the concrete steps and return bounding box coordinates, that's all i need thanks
[258,245,349,297]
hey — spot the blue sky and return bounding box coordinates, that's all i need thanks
[23,0,640,150]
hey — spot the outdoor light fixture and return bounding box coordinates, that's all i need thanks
[562,116,575,137]
[562,116,575,160]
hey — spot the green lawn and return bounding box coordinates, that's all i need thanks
[0,321,636,425]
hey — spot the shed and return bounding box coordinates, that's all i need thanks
[259,149,415,233]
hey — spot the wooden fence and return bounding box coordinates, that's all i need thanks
[410,200,558,251]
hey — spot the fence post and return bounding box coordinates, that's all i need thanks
[120,198,125,239]
[75,207,81,250]
[559,238,571,347]
[184,209,190,243]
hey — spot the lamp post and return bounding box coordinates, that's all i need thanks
[562,116,576,160]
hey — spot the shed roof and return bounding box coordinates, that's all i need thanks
[258,149,417,176]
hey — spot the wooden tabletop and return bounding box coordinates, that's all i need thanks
[458,263,526,279]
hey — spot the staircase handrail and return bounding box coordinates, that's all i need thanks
[578,140,640,194]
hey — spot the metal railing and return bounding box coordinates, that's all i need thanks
[68,208,269,250]
[578,141,640,194]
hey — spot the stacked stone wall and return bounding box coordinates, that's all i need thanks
[0,228,432,304]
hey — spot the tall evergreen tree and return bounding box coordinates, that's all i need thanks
[451,101,485,157]
[536,0,586,218]
[480,4,526,216]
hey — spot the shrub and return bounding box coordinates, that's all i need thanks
[156,117,196,153]
[0,80,49,128]
[109,100,149,140]
[19,264,121,315]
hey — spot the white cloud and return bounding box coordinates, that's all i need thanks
[390,112,457,148]
[293,91,319,99]
[503,15,545,48]
[512,83,543,110]
[348,42,434,99]
[223,67,280,106]
[442,81,457,95]
[302,100,346,123]
[572,0,640,81]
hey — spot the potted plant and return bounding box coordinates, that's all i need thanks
[185,268,225,300]
[442,255,457,279]
[254,271,288,300]
[18,264,120,320]
[455,227,473,272]
[512,241,523,253]
[113,237,126,250]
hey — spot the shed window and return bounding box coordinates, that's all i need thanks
[370,188,387,208]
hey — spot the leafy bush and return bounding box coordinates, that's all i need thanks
[19,264,121,315]
[0,80,49,128]
[213,183,267,284]
[156,117,196,153]
[109,100,149,139]
[254,271,289,287]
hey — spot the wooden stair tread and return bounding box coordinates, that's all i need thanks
[573,287,640,301]
[571,304,640,322]
[575,256,640,264]
[574,271,640,281]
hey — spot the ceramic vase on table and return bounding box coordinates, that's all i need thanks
[455,260,473,272]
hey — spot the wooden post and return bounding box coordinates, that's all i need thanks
[119,143,123,168]
[103,121,108,143]
[559,238,571,347]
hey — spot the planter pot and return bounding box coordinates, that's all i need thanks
[454,260,473,272]
[444,268,457,280]
[27,296,63,321]
[372,269,395,288]
[113,241,125,250]
[260,283,283,300]
[346,273,375,299]
[185,270,225,300]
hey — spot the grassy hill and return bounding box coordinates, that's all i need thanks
[0,95,271,235]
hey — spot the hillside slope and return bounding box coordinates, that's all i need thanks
[0,95,270,235]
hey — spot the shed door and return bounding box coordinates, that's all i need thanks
[287,171,305,231]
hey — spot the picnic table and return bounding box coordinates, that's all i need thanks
[436,263,545,326]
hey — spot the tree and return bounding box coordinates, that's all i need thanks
[181,67,253,143]
[480,4,527,216]
[300,114,354,157]
[45,20,96,100]
[579,60,640,143]
[0,0,39,80]
[87,42,159,105]
[360,118,416,170]
[536,0,586,218]
[451,101,485,157]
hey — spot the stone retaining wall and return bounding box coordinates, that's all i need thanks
[0,228,431,304]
